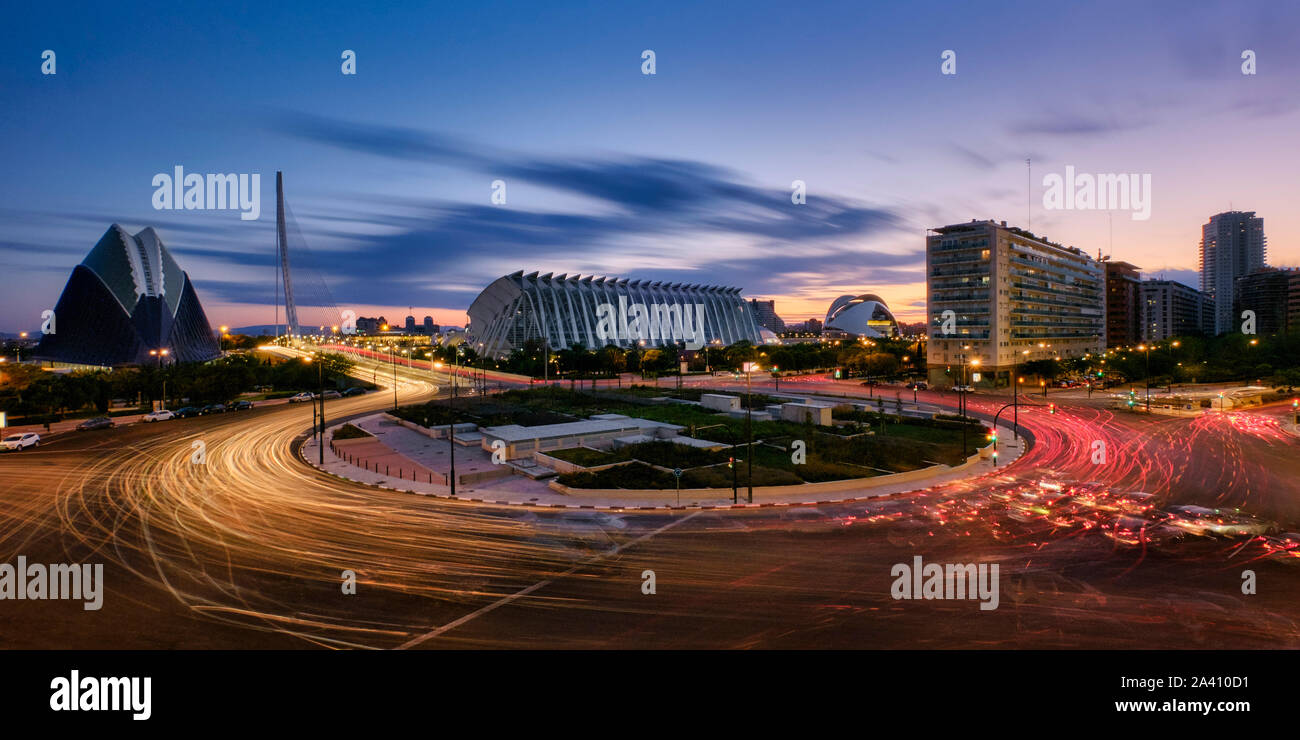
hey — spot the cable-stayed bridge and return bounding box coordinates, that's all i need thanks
[274,171,343,337]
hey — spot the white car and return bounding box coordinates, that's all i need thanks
[1,432,40,451]
[288,392,316,404]
[141,410,175,423]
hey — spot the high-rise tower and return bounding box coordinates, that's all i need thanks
[1200,211,1265,335]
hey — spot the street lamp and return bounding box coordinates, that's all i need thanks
[962,358,980,457]
[303,355,325,464]
[149,348,170,408]
[742,360,760,503]
[389,345,398,411]
[1138,344,1154,411]
[1013,349,1029,441]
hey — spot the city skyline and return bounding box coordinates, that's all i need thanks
[5,1,1300,334]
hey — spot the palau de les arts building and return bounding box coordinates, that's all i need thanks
[35,224,221,366]
[467,271,764,358]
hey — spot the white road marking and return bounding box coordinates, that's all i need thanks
[398,510,701,648]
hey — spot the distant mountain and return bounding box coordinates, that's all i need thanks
[229,325,283,336]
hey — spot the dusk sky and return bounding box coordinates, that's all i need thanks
[3,0,1299,334]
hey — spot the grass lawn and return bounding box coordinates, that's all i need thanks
[400,387,987,489]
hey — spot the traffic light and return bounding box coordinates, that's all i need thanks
[987,430,997,442]
[1048,403,1057,414]
[727,456,734,469]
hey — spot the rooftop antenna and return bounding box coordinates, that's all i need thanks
[1026,158,1032,230]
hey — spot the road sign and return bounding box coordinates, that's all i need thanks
[673,468,683,478]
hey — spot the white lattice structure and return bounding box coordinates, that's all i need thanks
[467,271,763,357]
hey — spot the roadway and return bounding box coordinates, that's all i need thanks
[2,369,1299,649]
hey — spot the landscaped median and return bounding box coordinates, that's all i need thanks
[545,443,997,503]
[311,384,1012,506]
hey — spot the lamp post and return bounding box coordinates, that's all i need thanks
[149,348,170,409]
[1167,341,1180,392]
[390,345,398,411]
[964,358,980,458]
[1139,344,1151,412]
[303,355,325,464]
[450,355,459,496]
[17,331,27,363]
[1013,349,1029,440]
[743,360,758,503]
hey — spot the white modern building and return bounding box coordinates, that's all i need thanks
[466,270,763,357]
[823,294,899,338]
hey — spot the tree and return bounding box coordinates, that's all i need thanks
[862,352,900,378]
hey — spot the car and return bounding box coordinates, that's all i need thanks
[1164,505,1272,537]
[76,417,115,431]
[173,406,202,418]
[226,400,254,411]
[200,404,227,415]
[341,387,367,397]
[1,432,40,450]
[320,390,342,400]
[1258,532,1300,560]
[141,410,174,422]
[288,392,315,404]
[906,382,928,391]
[952,384,975,393]
[1102,514,1185,548]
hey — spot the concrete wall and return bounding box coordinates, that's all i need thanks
[534,449,639,475]
[780,403,832,426]
[701,393,740,412]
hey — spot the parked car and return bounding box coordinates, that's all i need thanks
[952,385,975,393]
[341,387,367,397]
[288,392,315,404]
[174,406,202,418]
[906,381,928,391]
[200,404,227,415]
[141,410,175,423]
[1,432,40,450]
[226,400,254,411]
[76,417,115,431]
[320,390,342,400]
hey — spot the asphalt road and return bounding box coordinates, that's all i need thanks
[2,370,1299,649]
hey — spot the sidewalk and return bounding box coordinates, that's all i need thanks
[302,412,1029,510]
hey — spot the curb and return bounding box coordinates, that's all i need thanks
[296,415,1034,513]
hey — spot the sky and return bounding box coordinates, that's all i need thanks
[3,0,1299,333]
